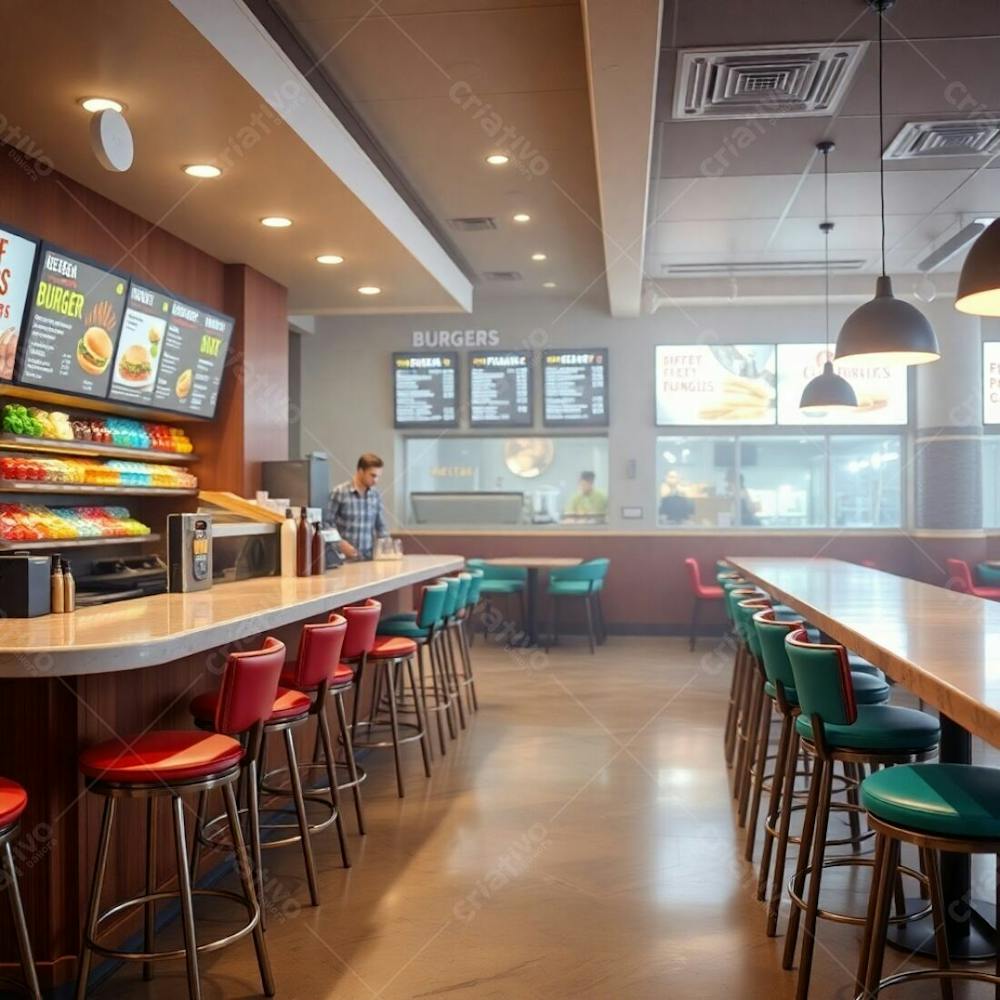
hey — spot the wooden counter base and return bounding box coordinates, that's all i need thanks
[0,555,461,989]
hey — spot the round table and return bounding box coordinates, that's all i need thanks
[485,557,582,646]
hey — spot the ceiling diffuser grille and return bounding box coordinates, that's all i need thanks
[673,42,866,120]
[662,259,867,276]
[481,270,523,282]
[448,216,497,231]
[884,120,1000,160]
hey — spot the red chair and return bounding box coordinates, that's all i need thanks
[0,778,40,998]
[946,558,1000,600]
[684,557,725,650]
[77,638,284,999]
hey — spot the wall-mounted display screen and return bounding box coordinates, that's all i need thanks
[148,295,234,418]
[107,282,172,407]
[985,343,1000,425]
[543,349,609,426]
[655,344,776,426]
[393,351,458,428]
[776,344,908,425]
[0,225,39,382]
[469,351,532,427]
[18,244,128,399]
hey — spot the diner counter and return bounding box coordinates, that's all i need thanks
[0,554,462,677]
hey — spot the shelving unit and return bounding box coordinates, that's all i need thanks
[0,433,197,464]
[0,481,196,497]
[0,533,160,552]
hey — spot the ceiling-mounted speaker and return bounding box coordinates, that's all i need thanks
[90,109,133,172]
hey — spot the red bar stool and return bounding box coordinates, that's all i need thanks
[190,618,350,914]
[946,557,1000,600]
[76,638,284,1000]
[684,556,725,650]
[0,778,41,999]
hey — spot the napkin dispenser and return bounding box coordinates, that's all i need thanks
[0,552,52,617]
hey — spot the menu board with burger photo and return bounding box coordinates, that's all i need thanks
[149,296,234,418]
[776,344,908,425]
[0,224,39,382]
[17,244,128,398]
[107,282,170,406]
[655,344,776,426]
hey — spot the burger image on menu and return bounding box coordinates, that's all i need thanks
[117,344,153,382]
[76,301,117,376]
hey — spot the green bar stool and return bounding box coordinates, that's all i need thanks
[856,763,1000,997]
[728,586,771,794]
[452,568,482,714]
[721,575,751,764]
[546,558,610,654]
[466,558,527,642]
[782,629,940,1000]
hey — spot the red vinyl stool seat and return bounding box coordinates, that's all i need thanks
[369,635,418,659]
[80,732,244,785]
[190,687,311,726]
[684,557,726,651]
[281,661,354,690]
[0,777,40,999]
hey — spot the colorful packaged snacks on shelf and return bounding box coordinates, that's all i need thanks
[0,455,197,490]
[0,503,151,541]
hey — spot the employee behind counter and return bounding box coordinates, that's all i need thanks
[326,452,390,560]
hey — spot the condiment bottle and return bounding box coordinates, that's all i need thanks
[310,519,325,576]
[280,507,297,577]
[62,558,75,613]
[296,506,312,577]
[50,555,64,614]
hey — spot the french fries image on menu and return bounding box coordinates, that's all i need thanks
[698,374,774,421]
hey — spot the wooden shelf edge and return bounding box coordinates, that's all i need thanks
[0,481,197,497]
[0,433,197,464]
[0,533,161,551]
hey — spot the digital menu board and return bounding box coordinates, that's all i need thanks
[543,349,609,426]
[985,342,1000,424]
[655,344,776,426]
[147,296,234,418]
[469,351,532,427]
[393,352,458,428]
[107,282,172,407]
[776,344,908,425]
[18,244,128,399]
[0,225,39,382]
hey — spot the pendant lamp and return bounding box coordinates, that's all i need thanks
[834,0,939,366]
[801,141,858,413]
[956,218,1000,315]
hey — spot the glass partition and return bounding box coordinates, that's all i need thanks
[655,436,737,527]
[830,435,903,528]
[738,436,826,528]
[404,435,609,526]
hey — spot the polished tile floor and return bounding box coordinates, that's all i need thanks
[97,636,985,999]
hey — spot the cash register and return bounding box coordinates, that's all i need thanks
[75,554,168,606]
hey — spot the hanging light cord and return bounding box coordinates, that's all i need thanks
[877,6,887,276]
[823,146,830,348]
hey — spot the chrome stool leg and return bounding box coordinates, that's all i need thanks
[1,829,41,1000]
[170,795,202,1000]
[76,798,117,1000]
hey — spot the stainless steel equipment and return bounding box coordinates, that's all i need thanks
[167,513,213,592]
[261,454,331,510]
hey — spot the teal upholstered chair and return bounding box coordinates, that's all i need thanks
[466,558,527,640]
[545,558,609,654]
[975,561,1000,588]
[781,629,939,1000]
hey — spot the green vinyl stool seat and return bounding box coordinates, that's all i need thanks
[795,704,939,752]
[765,670,888,707]
[861,763,1000,840]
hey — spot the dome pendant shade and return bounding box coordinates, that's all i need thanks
[956,218,1000,316]
[834,275,939,366]
[799,361,859,412]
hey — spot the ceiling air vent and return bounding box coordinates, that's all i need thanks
[673,42,866,120]
[884,120,1000,160]
[662,259,867,276]
[481,270,523,282]
[448,216,498,232]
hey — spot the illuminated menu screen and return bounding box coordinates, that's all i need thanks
[0,225,39,382]
[393,352,458,427]
[18,244,128,399]
[655,344,776,426]
[107,282,173,407]
[776,344,908,425]
[148,296,234,418]
[985,343,1000,424]
[543,349,608,425]
[469,351,532,427]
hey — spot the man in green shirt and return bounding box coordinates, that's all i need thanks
[565,470,608,519]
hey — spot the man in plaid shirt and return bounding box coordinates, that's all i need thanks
[327,453,390,560]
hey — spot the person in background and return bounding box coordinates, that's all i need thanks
[658,469,694,525]
[565,470,608,519]
[727,470,761,527]
[327,452,390,559]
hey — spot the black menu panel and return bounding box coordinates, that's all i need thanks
[18,244,128,399]
[149,296,234,418]
[0,224,39,382]
[543,349,609,426]
[469,351,532,427]
[393,351,458,428]
[107,282,172,407]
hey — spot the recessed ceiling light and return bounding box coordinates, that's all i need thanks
[316,254,345,265]
[543,282,556,288]
[485,153,509,166]
[531,252,547,261]
[358,285,381,295]
[184,164,222,178]
[79,97,124,113]
[260,216,292,228]
[513,213,531,223]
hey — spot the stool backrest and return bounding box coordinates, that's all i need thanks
[467,558,527,583]
[550,559,607,589]
[417,582,449,630]
[684,557,705,592]
[214,637,286,736]
[451,572,472,611]
[977,562,1000,588]
[727,586,765,634]
[438,576,462,619]
[735,597,770,658]
[338,599,381,659]
[465,568,484,606]
[946,558,973,593]
[753,608,801,691]
[287,616,348,690]
[785,628,857,728]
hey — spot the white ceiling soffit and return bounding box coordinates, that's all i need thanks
[581,0,663,318]
[169,0,473,313]
[673,41,867,120]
